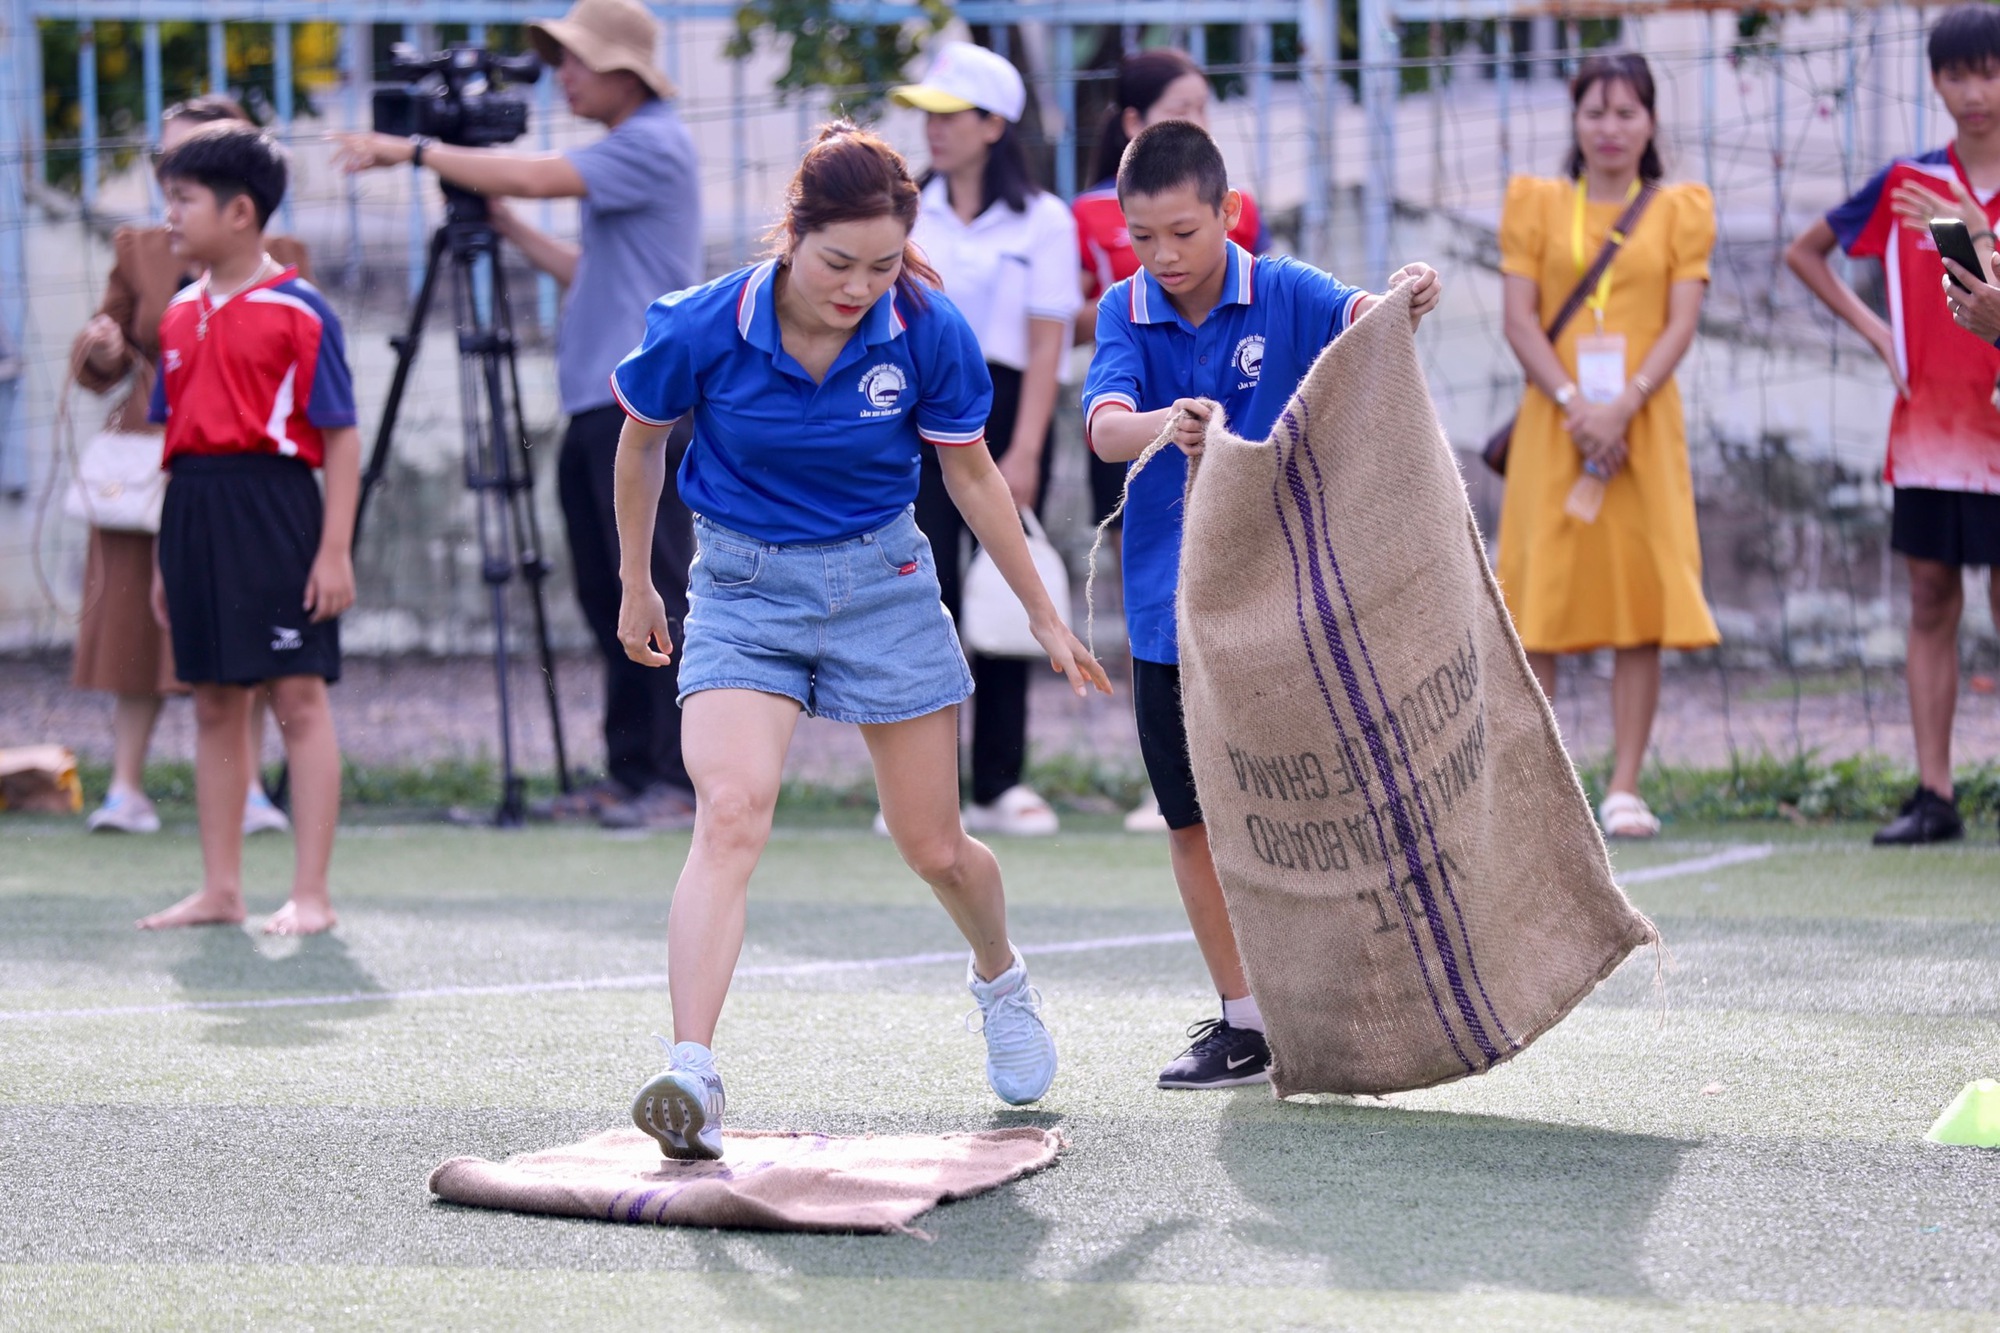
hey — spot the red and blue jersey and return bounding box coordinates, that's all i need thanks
[1829,145,2000,495]
[148,265,356,468]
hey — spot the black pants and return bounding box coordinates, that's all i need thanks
[558,405,695,794]
[913,363,1055,807]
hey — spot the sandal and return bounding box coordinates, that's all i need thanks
[1599,791,1661,840]
[963,784,1060,837]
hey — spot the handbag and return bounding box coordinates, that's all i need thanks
[65,430,168,533]
[959,507,1074,659]
[1483,183,1659,477]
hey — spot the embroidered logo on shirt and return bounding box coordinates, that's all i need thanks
[1233,335,1265,387]
[271,626,303,651]
[858,363,909,418]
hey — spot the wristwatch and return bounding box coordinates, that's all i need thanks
[409,136,434,169]
[1553,383,1580,409]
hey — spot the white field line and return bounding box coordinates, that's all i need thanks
[0,846,1773,1025]
[0,931,1197,1025]
[1618,843,1776,885]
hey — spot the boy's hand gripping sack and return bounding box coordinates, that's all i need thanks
[1173,281,1657,1097]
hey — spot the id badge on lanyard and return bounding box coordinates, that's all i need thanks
[1576,328,1628,404]
[1572,179,1637,404]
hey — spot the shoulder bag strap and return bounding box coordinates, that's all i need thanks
[1542,183,1660,343]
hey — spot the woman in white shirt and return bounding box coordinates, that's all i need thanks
[892,42,1082,836]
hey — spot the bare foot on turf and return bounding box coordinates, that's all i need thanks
[264,900,337,936]
[137,891,247,930]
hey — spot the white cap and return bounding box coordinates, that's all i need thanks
[890,41,1027,123]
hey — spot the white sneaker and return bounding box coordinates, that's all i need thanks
[632,1039,726,1161]
[1123,793,1170,833]
[962,785,1059,837]
[85,791,160,834]
[965,949,1057,1105]
[243,788,292,836]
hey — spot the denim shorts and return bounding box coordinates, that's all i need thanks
[678,506,974,724]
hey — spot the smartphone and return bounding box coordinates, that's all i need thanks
[1930,216,1985,292]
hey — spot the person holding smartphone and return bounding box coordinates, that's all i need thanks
[1786,3,2000,846]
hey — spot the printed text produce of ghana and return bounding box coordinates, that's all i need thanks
[1174,280,1658,1097]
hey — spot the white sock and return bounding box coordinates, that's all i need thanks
[671,1039,714,1069]
[1221,994,1265,1033]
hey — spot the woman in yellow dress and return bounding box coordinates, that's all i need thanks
[1498,52,1719,839]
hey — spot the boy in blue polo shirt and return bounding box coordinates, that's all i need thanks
[1085,120,1442,1088]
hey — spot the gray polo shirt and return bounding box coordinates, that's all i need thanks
[559,98,702,415]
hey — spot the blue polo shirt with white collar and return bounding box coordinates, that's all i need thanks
[612,260,993,545]
[1082,242,1366,664]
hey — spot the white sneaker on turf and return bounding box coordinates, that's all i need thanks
[965,949,1057,1105]
[1122,793,1169,833]
[632,1039,726,1160]
[962,785,1059,837]
[243,788,292,836]
[86,791,160,834]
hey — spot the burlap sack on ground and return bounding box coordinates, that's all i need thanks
[1175,281,1657,1097]
[429,1126,1060,1233]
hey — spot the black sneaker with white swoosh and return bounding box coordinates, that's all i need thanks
[1156,1017,1271,1089]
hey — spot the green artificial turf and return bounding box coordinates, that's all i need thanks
[0,818,1995,1331]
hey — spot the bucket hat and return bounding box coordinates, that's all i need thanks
[528,0,675,101]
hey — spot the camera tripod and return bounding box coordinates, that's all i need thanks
[354,183,570,826]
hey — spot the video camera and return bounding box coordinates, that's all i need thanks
[372,44,541,149]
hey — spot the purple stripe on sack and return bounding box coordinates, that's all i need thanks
[1279,431,1499,1065]
[1297,440,1516,1049]
[1268,415,1474,1074]
[610,1182,685,1222]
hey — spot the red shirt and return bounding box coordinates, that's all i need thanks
[1830,144,2000,494]
[1074,180,1270,305]
[148,265,356,468]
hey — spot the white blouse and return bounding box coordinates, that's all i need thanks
[912,176,1081,372]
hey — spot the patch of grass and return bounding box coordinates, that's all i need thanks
[69,751,2000,829]
[1736,670,1875,702]
[1581,752,2000,825]
[73,759,563,817]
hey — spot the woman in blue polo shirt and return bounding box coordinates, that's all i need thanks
[607,123,1111,1160]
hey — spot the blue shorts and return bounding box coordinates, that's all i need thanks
[678,507,974,724]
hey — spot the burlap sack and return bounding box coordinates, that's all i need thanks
[429,1126,1061,1234]
[1173,280,1657,1097]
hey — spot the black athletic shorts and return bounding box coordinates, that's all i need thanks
[159,453,341,686]
[1133,657,1203,830]
[1890,486,2000,567]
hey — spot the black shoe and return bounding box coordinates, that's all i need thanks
[1156,1018,1271,1089]
[1872,786,1964,845]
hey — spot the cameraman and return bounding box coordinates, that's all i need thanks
[336,0,702,830]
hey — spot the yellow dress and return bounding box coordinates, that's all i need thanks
[1495,175,1721,654]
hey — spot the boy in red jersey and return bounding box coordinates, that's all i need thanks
[143,125,360,932]
[1787,5,2000,845]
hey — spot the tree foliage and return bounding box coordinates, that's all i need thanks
[36,19,330,195]
[726,0,955,116]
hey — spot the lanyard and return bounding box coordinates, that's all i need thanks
[1572,177,1640,330]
